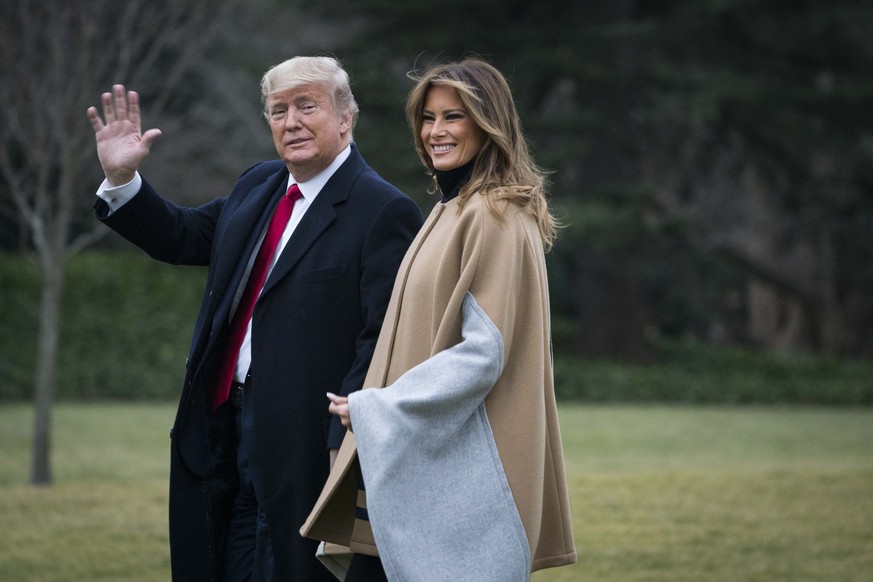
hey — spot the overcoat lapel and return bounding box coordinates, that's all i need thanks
[261,189,338,296]
[210,171,288,333]
[260,147,363,297]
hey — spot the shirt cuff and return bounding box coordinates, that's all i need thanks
[95,172,142,214]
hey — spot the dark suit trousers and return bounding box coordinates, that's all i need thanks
[224,375,275,581]
[223,375,337,582]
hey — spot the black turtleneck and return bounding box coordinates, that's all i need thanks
[435,160,475,203]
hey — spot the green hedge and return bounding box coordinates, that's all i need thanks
[554,336,873,405]
[2,251,871,404]
[0,251,204,400]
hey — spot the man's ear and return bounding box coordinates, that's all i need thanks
[340,113,352,132]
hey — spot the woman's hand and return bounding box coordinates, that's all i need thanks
[326,392,352,431]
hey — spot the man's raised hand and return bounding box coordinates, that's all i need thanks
[87,84,162,186]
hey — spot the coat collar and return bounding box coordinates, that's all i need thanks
[259,144,366,296]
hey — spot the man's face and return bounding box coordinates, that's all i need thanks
[266,83,351,182]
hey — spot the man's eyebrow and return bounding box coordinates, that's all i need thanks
[293,93,319,103]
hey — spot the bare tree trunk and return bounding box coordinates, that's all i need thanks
[0,0,232,487]
[747,280,812,351]
[30,253,64,485]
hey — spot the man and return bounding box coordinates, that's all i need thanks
[87,56,422,581]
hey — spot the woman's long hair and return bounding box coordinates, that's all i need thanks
[406,57,558,250]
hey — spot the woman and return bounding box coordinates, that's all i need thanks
[302,58,576,581]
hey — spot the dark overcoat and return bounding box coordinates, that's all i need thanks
[96,145,422,580]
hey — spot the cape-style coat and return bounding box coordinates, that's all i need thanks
[301,192,577,580]
[96,145,422,581]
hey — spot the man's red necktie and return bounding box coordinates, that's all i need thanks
[212,184,302,410]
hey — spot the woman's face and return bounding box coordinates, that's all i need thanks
[420,85,487,172]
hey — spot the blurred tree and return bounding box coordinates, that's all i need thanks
[0,0,231,485]
[309,0,666,359]
[641,0,873,355]
[311,0,873,358]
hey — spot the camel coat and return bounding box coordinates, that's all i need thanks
[301,192,576,579]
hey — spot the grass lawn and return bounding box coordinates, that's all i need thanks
[1,403,871,581]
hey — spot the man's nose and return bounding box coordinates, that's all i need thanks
[284,109,302,129]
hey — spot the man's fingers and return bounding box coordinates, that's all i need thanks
[128,90,143,128]
[112,84,127,121]
[101,91,114,123]
[141,128,163,149]
[86,107,104,133]
[91,85,161,147]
